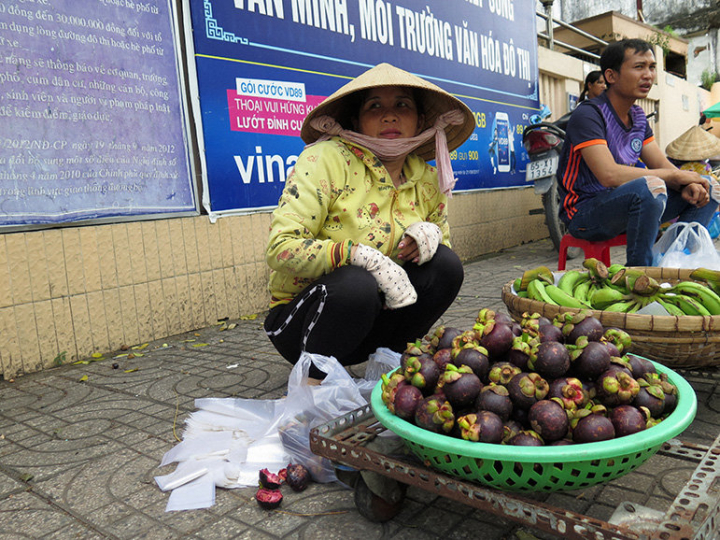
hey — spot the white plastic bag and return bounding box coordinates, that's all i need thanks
[155,349,394,510]
[355,347,401,401]
[652,221,720,270]
[278,352,369,484]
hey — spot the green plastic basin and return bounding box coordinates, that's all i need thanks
[370,359,697,492]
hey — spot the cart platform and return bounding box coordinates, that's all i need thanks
[310,404,719,540]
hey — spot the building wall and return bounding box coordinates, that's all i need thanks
[0,189,547,380]
[0,46,708,380]
[550,0,718,87]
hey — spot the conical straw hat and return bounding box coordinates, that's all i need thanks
[666,125,720,161]
[301,63,475,161]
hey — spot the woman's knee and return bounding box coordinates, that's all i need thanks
[324,265,382,310]
[407,245,464,295]
[434,245,464,286]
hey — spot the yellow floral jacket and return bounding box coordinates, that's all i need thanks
[265,137,451,307]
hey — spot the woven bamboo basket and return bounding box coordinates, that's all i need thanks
[501,267,720,368]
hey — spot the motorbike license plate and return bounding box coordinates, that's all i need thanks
[525,156,558,182]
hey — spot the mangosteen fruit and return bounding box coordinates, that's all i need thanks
[569,339,611,380]
[286,463,311,492]
[456,411,504,443]
[502,419,523,443]
[400,341,432,370]
[427,325,463,351]
[603,327,632,355]
[537,323,564,343]
[521,313,551,334]
[380,372,408,408]
[451,329,480,350]
[476,384,513,421]
[572,414,615,443]
[508,430,544,446]
[548,376,589,410]
[507,336,532,371]
[609,405,647,438]
[414,395,454,434]
[606,356,633,376]
[560,312,605,344]
[452,345,490,381]
[530,341,571,379]
[432,348,454,371]
[392,384,424,421]
[528,399,569,442]
[595,369,639,407]
[441,365,482,410]
[625,354,656,380]
[660,377,678,414]
[494,311,514,326]
[259,468,284,490]
[478,320,515,359]
[255,487,283,509]
[603,339,621,358]
[507,372,549,410]
[634,385,665,419]
[403,356,440,396]
[511,405,530,429]
[487,361,522,385]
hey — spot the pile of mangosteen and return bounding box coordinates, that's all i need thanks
[381,309,679,446]
[255,463,311,509]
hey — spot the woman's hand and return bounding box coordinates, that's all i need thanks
[399,222,443,264]
[397,236,420,263]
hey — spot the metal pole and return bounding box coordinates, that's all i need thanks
[542,0,554,50]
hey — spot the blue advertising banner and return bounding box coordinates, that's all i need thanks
[186,0,539,216]
[0,0,196,228]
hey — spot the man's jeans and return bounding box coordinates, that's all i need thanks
[566,177,718,266]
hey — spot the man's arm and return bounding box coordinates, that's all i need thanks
[580,140,709,191]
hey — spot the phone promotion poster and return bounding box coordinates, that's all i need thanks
[185,0,540,216]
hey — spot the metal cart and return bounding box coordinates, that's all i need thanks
[310,404,719,540]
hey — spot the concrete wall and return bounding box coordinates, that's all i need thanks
[0,45,709,380]
[0,188,547,380]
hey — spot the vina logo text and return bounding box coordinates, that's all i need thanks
[233,147,298,184]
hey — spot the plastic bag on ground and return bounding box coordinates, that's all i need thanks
[155,349,396,511]
[355,347,401,401]
[278,352,369,484]
[651,221,720,269]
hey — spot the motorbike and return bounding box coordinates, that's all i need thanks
[522,106,571,253]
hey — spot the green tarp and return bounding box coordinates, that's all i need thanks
[703,101,720,118]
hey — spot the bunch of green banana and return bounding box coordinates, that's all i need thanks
[514,265,593,308]
[660,280,720,315]
[689,268,720,295]
[513,261,720,316]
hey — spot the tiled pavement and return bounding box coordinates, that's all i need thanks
[0,238,717,539]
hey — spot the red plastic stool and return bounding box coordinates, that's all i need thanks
[558,233,627,270]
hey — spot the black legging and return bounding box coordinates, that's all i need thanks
[264,245,464,378]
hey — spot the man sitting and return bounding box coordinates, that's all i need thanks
[557,38,719,266]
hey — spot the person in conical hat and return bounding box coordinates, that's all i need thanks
[265,63,474,379]
[666,125,720,178]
